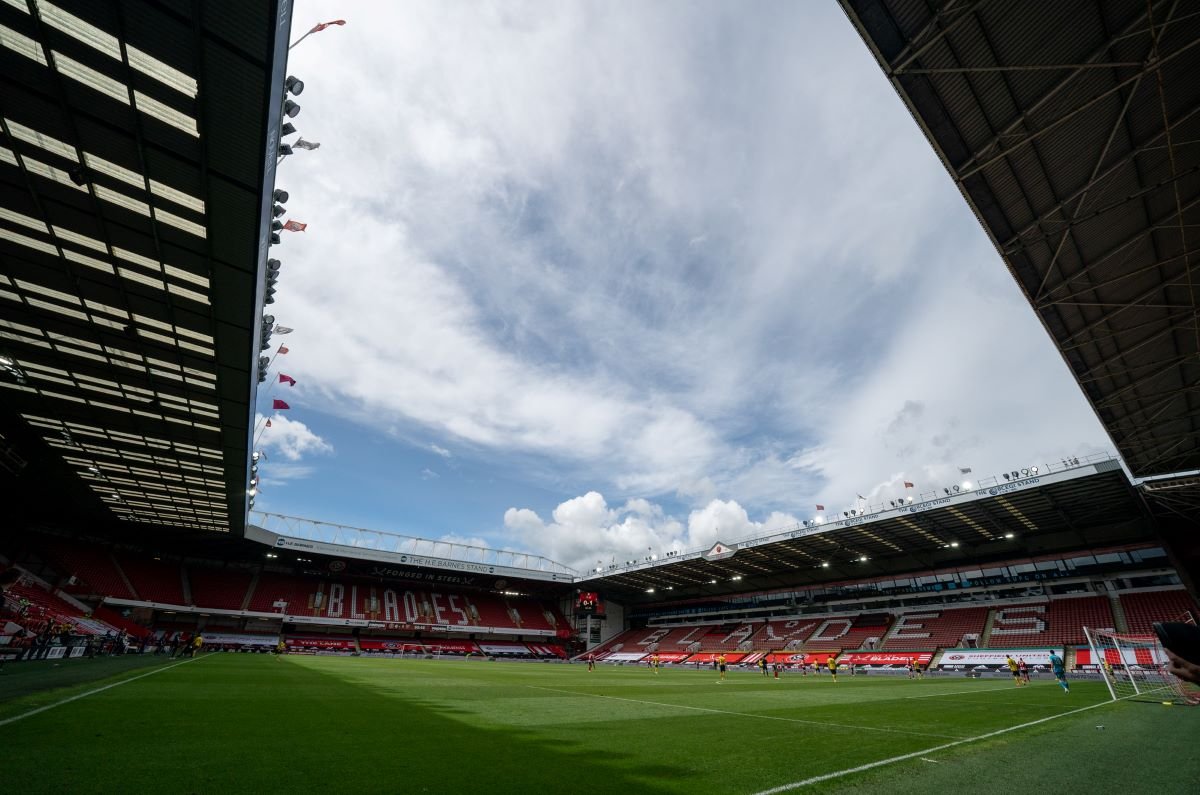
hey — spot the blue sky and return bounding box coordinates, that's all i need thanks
[252,1,1112,571]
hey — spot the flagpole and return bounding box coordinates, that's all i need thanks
[252,345,291,442]
[288,28,316,50]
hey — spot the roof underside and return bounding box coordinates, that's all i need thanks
[0,0,286,534]
[586,464,1154,601]
[842,0,1200,478]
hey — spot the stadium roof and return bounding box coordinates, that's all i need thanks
[582,457,1157,601]
[0,0,291,534]
[840,0,1200,479]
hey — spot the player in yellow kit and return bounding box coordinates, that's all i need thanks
[827,655,838,682]
[717,654,727,682]
[1006,655,1022,686]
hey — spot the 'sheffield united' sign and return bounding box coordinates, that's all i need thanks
[702,542,737,562]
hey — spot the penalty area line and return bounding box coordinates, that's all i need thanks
[749,695,1130,794]
[905,686,1025,699]
[0,654,207,729]
[527,685,961,739]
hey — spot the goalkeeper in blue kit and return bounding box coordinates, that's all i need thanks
[1048,651,1070,693]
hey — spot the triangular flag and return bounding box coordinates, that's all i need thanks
[265,419,272,428]
[283,220,307,232]
[312,19,346,32]
[294,139,321,151]
[272,399,290,410]
[279,373,296,387]
[278,345,289,354]
[274,325,294,334]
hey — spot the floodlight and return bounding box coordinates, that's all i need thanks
[821,562,830,568]
[1003,473,1010,481]
[282,100,300,118]
[1004,532,1014,539]
[279,144,293,157]
[272,220,284,231]
[281,122,296,137]
[859,556,868,562]
[285,75,305,95]
[962,481,972,490]
[273,204,286,218]
[273,189,289,203]
[950,541,959,548]
[270,232,281,245]
[1030,466,1038,475]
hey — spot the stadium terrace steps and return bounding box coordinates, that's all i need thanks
[115,555,186,604]
[880,606,989,649]
[987,595,1114,646]
[40,541,134,599]
[186,568,253,611]
[1119,589,1200,635]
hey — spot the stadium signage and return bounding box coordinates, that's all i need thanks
[938,649,1061,667]
[702,542,737,562]
[908,497,951,513]
[246,525,569,582]
[839,652,933,665]
[987,478,1040,496]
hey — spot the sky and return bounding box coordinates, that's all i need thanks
[251,0,1113,573]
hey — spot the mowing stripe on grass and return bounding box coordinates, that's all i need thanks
[748,695,1122,794]
[905,686,1023,699]
[0,655,204,728]
[527,685,962,739]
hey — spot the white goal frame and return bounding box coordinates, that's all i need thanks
[1084,626,1198,705]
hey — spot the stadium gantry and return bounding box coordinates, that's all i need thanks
[839,0,1200,590]
[0,0,290,540]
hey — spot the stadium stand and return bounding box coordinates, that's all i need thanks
[881,606,989,649]
[116,555,186,604]
[1118,589,1200,635]
[41,541,134,600]
[987,596,1114,646]
[803,613,892,650]
[699,621,765,651]
[187,568,253,611]
[245,572,308,614]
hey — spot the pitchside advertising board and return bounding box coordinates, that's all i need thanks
[938,649,1063,669]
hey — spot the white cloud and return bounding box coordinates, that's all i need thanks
[277,1,1112,533]
[255,413,333,462]
[421,468,439,480]
[503,491,798,572]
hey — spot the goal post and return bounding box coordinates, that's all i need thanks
[1084,626,1199,706]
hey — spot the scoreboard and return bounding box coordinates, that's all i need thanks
[575,591,604,617]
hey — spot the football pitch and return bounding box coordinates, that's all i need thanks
[2,654,1197,794]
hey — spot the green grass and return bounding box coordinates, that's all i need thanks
[1,654,1197,794]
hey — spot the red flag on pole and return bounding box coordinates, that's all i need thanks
[904,481,914,488]
[815,504,825,511]
[312,19,346,32]
[278,345,289,354]
[272,399,290,410]
[283,220,307,232]
[279,374,296,387]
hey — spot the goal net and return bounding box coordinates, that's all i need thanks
[1084,626,1199,705]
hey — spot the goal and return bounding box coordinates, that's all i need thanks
[1084,626,1199,705]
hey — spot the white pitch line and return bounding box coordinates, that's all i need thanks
[527,685,961,740]
[748,696,1126,794]
[905,686,1025,699]
[0,655,204,729]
